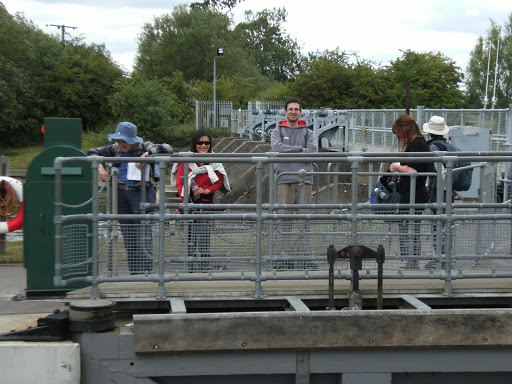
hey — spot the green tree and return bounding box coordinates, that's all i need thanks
[234,8,302,82]
[108,76,192,143]
[350,60,388,109]
[38,41,123,131]
[291,49,357,109]
[466,14,512,108]
[135,5,256,82]
[191,0,245,13]
[0,8,53,147]
[192,74,277,109]
[0,6,123,148]
[383,50,465,108]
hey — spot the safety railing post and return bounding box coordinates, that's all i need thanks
[157,159,167,300]
[443,158,455,296]
[53,157,63,289]
[254,158,265,298]
[91,158,100,299]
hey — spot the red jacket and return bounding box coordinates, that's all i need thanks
[175,163,224,203]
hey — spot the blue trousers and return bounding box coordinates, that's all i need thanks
[117,187,155,274]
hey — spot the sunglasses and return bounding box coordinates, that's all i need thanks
[196,141,211,146]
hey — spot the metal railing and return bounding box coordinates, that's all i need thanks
[195,100,233,130]
[53,152,512,299]
[228,107,511,155]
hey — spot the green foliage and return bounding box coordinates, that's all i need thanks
[0,7,123,149]
[0,10,51,148]
[383,50,465,108]
[466,14,512,108]
[135,5,236,82]
[192,74,274,109]
[234,8,301,82]
[134,4,298,92]
[255,82,293,101]
[108,76,192,143]
[191,0,245,13]
[291,48,465,109]
[292,49,358,108]
[81,126,112,152]
[39,42,124,131]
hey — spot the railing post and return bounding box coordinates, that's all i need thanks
[157,159,168,300]
[90,158,100,299]
[253,157,265,298]
[443,158,455,296]
[53,157,63,289]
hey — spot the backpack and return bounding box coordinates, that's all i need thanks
[430,139,472,192]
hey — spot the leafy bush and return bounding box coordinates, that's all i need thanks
[109,76,192,144]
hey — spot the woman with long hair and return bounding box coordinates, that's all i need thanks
[388,115,434,268]
[171,129,230,271]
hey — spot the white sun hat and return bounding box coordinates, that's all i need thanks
[423,116,449,136]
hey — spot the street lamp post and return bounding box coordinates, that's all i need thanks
[213,48,224,128]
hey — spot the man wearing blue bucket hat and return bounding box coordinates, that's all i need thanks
[88,122,173,274]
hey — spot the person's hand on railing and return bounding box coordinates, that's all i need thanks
[390,162,414,173]
[98,164,109,182]
[135,152,150,170]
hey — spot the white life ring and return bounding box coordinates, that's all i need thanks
[0,176,23,234]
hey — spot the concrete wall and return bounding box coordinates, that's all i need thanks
[0,342,80,384]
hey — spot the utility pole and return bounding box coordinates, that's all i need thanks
[48,24,77,44]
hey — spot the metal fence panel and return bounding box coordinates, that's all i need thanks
[54,152,512,299]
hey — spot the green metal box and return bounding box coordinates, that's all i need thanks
[23,118,92,295]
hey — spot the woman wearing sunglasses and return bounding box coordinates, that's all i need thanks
[172,129,230,271]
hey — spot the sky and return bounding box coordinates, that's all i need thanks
[1,0,510,73]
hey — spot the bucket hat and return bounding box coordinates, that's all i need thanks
[108,122,143,145]
[423,116,449,136]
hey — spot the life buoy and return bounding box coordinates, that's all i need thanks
[0,176,23,234]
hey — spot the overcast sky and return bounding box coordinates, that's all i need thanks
[1,0,510,73]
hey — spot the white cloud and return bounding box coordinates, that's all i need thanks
[1,0,510,72]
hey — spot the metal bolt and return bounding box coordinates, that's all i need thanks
[483,338,489,344]
[242,342,248,348]
[153,344,159,350]
[369,339,375,345]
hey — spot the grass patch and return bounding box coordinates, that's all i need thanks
[3,126,231,172]
[2,146,43,170]
[0,240,23,264]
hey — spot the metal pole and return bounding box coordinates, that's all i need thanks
[254,158,265,298]
[157,160,167,300]
[53,158,63,288]
[213,57,217,129]
[491,39,500,109]
[484,44,491,109]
